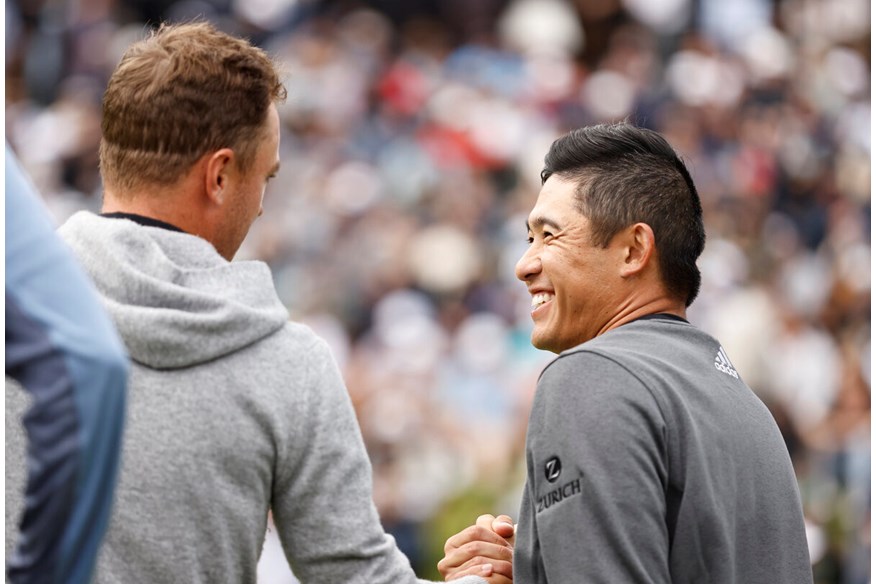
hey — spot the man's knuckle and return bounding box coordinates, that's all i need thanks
[462,541,483,554]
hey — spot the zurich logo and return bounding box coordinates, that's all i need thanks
[544,456,562,483]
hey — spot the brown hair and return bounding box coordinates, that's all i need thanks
[99,21,286,193]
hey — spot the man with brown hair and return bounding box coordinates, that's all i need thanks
[25,21,493,584]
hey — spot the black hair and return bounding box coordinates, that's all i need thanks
[541,122,705,306]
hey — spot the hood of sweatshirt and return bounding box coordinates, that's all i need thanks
[58,212,289,370]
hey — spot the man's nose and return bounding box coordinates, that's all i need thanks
[515,246,541,282]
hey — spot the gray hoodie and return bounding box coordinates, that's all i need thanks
[52,211,486,584]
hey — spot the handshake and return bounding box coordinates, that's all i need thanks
[438,514,516,583]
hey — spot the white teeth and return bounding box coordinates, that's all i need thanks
[531,293,554,309]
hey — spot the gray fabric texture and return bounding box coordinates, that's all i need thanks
[514,316,812,584]
[47,211,485,584]
[5,379,29,565]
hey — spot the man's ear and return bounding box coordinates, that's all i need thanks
[204,148,235,206]
[619,222,656,278]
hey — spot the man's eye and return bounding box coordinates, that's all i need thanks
[543,231,554,240]
[526,236,534,244]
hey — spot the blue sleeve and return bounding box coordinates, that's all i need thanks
[5,144,128,584]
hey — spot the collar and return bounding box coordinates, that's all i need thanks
[633,313,689,324]
[100,212,186,234]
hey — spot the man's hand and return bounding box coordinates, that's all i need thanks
[438,514,516,583]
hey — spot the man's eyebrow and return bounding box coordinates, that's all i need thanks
[526,215,562,232]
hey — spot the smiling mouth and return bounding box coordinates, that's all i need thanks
[530,292,554,312]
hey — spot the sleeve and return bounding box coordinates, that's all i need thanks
[270,337,485,584]
[5,143,129,584]
[525,350,671,584]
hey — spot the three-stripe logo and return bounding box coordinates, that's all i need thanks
[714,346,739,379]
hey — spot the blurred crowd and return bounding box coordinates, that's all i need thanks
[5,0,870,582]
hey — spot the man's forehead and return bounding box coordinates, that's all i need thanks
[526,177,581,229]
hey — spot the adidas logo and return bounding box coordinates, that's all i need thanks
[714,347,739,379]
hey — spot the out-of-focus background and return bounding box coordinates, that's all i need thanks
[5,0,870,582]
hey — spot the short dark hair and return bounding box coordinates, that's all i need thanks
[100,21,286,194]
[541,122,705,306]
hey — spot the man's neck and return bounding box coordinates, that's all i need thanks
[598,297,687,338]
[102,187,206,240]
[101,186,234,259]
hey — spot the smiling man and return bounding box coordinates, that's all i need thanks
[439,123,812,583]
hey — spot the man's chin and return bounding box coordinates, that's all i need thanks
[531,332,563,355]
